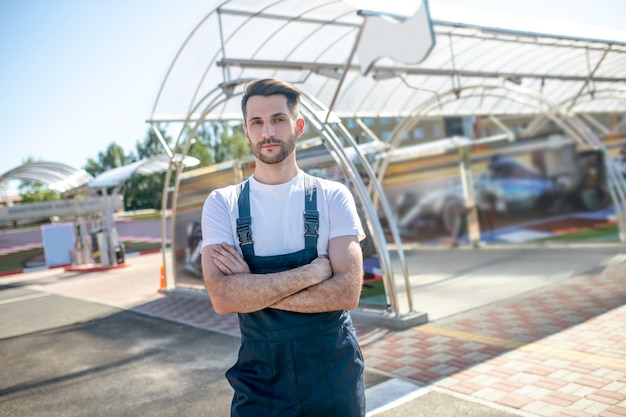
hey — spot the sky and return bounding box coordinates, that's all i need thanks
[1,0,625,196]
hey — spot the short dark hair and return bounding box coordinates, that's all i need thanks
[241,78,301,122]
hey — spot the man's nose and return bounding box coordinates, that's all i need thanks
[262,122,275,138]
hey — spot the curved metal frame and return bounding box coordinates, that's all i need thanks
[157,77,414,316]
[148,0,626,320]
[374,82,626,243]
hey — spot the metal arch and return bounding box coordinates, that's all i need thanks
[371,86,539,198]
[298,91,412,315]
[410,90,626,245]
[152,0,286,123]
[147,0,626,309]
[613,118,626,136]
[580,113,611,137]
[160,76,415,316]
[156,82,245,289]
[371,82,626,244]
[393,83,585,145]
[560,88,626,115]
[301,108,404,312]
[149,1,230,120]
[380,84,568,176]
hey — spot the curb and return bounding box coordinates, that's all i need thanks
[0,249,161,277]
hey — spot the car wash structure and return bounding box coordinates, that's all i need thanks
[0,155,198,270]
[148,0,626,328]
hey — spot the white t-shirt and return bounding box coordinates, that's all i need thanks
[201,171,365,257]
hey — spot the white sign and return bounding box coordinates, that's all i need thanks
[41,222,75,267]
[357,0,435,75]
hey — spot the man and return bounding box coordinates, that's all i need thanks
[200,78,366,416]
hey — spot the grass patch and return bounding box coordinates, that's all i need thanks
[122,242,164,253]
[0,248,45,272]
[360,279,385,299]
[541,223,619,242]
[115,211,162,221]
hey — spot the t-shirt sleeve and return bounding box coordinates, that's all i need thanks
[328,182,366,242]
[201,189,236,250]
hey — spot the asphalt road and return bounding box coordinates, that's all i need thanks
[1,285,238,417]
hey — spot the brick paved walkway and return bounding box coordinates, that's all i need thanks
[133,261,626,417]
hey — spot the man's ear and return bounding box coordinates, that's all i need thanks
[242,125,251,144]
[295,117,305,138]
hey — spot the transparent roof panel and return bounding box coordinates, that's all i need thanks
[88,155,200,189]
[0,162,94,193]
[149,0,626,125]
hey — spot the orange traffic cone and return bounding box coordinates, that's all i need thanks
[158,265,166,292]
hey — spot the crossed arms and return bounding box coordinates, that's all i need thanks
[201,235,363,314]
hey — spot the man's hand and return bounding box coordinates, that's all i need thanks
[209,242,250,275]
[308,255,332,280]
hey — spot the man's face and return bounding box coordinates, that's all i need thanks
[243,94,304,165]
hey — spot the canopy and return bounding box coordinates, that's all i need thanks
[0,155,200,201]
[0,162,93,194]
[149,0,626,124]
[88,154,201,191]
[150,0,626,320]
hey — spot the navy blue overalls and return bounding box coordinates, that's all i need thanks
[226,174,365,417]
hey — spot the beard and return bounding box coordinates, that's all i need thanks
[250,133,296,165]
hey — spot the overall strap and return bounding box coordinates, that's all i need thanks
[235,174,319,255]
[303,174,319,251]
[236,180,254,258]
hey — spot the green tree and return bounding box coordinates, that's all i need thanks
[18,181,61,203]
[135,125,170,160]
[187,138,213,166]
[122,172,164,211]
[194,122,249,164]
[77,123,248,211]
[218,124,249,163]
[121,125,172,210]
[84,142,133,177]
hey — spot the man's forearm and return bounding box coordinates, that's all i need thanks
[271,236,364,314]
[213,269,315,313]
[203,252,332,314]
[271,271,362,313]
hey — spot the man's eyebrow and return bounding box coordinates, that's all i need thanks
[247,112,288,121]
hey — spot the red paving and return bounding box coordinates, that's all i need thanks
[133,260,626,417]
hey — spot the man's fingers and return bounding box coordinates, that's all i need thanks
[211,248,234,264]
[220,242,242,257]
[210,243,250,274]
[212,257,232,275]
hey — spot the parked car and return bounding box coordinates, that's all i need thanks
[397,155,606,235]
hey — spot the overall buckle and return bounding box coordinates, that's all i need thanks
[303,210,319,237]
